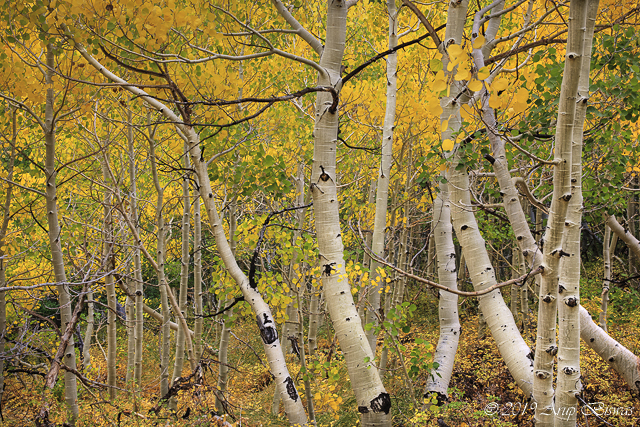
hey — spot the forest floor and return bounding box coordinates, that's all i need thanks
[3,270,640,426]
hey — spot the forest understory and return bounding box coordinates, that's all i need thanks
[3,262,639,427]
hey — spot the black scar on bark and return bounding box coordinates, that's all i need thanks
[370,392,391,414]
[257,314,277,344]
[358,406,369,413]
[284,377,298,402]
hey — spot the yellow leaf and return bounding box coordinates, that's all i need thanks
[472,35,486,49]
[433,79,447,92]
[448,44,464,62]
[492,78,509,93]
[441,120,449,132]
[515,88,529,103]
[468,79,483,91]
[477,66,491,80]
[442,139,454,151]
[489,95,502,109]
[455,69,471,81]
[440,163,448,172]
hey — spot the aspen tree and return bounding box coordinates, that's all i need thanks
[555,2,599,423]
[0,109,15,416]
[308,1,392,423]
[100,147,117,399]
[446,0,535,398]
[127,108,145,385]
[44,44,79,425]
[424,179,460,402]
[600,224,615,332]
[365,0,399,354]
[148,121,172,398]
[71,37,309,427]
[169,140,192,411]
[533,1,589,422]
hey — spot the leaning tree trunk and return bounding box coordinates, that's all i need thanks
[309,1,391,425]
[43,44,79,424]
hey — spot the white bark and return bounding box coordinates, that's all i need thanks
[600,224,615,331]
[100,151,117,399]
[606,215,640,261]
[83,288,94,371]
[216,198,236,414]
[424,180,460,402]
[170,141,192,411]
[580,305,640,395]
[193,180,203,361]
[365,0,398,354]
[149,125,171,398]
[533,1,589,423]
[309,1,391,424]
[44,45,79,424]
[556,3,598,423]
[127,109,144,385]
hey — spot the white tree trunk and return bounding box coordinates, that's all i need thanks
[43,45,79,425]
[100,152,117,400]
[607,214,640,261]
[149,126,171,398]
[216,197,237,414]
[309,2,391,424]
[533,1,589,423]
[580,305,640,394]
[170,141,192,411]
[600,224,615,331]
[424,180,460,402]
[127,109,144,386]
[193,180,203,361]
[365,0,398,354]
[556,3,598,423]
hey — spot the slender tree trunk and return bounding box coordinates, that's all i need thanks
[365,0,398,354]
[100,152,117,399]
[193,178,203,361]
[44,45,79,424]
[170,141,192,411]
[0,109,15,417]
[216,196,237,414]
[600,224,615,331]
[125,261,135,384]
[149,122,171,398]
[127,109,144,386]
[83,288,94,370]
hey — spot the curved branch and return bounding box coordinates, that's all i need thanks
[513,177,548,214]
